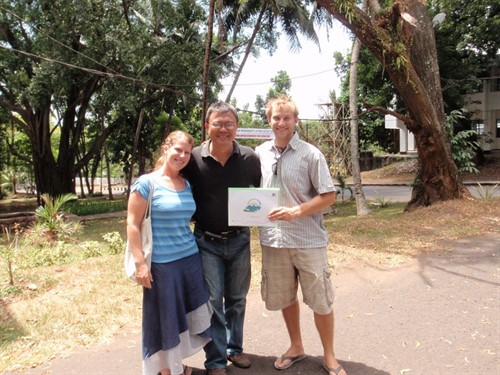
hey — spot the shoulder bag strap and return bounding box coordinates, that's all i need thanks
[144,179,154,220]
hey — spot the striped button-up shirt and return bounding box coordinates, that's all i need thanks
[255,132,336,248]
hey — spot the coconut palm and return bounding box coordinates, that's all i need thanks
[221,0,333,102]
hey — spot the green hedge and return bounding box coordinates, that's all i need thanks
[63,198,127,216]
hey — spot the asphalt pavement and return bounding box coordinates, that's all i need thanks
[345,182,500,202]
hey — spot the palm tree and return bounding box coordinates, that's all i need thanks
[348,0,371,216]
[202,0,216,141]
[220,0,333,102]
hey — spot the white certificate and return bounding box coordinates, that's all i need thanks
[228,188,280,227]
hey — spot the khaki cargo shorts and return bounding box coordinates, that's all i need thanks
[260,245,334,315]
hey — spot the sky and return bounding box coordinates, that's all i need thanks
[220,23,353,120]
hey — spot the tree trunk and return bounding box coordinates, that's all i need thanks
[225,7,266,102]
[316,0,470,210]
[98,109,114,200]
[17,75,109,198]
[32,152,76,196]
[104,143,113,200]
[127,107,146,200]
[201,0,216,141]
[349,36,371,216]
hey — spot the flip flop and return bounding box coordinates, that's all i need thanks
[322,363,345,375]
[273,354,306,370]
[156,365,191,375]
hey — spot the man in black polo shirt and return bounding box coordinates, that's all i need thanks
[182,101,261,375]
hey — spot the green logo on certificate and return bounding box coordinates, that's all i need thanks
[244,199,262,213]
[228,187,279,227]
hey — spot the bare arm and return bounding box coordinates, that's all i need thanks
[126,191,153,288]
[268,191,336,222]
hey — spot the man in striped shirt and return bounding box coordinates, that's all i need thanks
[255,96,346,375]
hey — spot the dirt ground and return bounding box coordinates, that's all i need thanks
[2,154,499,374]
[356,151,500,185]
[15,233,500,375]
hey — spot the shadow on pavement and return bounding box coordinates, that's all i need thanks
[189,354,390,375]
[416,234,500,288]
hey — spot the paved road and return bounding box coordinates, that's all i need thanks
[17,234,500,375]
[345,183,500,202]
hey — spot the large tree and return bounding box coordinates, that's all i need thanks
[315,0,471,210]
[334,0,499,152]
[0,1,122,196]
[0,0,205,197]
[431,0,500,115]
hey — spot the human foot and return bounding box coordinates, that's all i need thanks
[274,353,306,370]
[322,362,347,375]
[158,364,191,375]
[227,352,251,368]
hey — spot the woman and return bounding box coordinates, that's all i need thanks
[127,130,212,375]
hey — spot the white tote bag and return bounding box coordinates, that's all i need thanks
[124,181,154,281]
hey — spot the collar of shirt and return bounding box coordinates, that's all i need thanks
[200,140,241,159]
[269,132,300,153]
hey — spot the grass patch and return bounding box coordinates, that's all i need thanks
[326,198,499,268]
[0,198,499,372]
[1,249,141,372]
[82,218,127,242]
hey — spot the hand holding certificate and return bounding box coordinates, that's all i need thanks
[228,188,279,227]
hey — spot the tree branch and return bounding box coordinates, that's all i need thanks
[362,100,414,127]
[368,0,382,15]
[211,41,247,62]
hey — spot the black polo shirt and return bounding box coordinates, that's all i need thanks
[182,140,261,233]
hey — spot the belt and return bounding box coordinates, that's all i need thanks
[196,227,241,240]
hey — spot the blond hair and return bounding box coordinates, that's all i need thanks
[265,95,299,122]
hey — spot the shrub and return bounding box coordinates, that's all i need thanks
[34,193,79,242]
[0,225,22,286]
[28,241,71,267]
[80,241,103,259]
[475,183,498,200]
[445,110,480,174]
[335,173,353,202]
[370,192,392,208]
[24,220,81,247]
[102,232,125,255]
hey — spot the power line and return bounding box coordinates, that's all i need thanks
[0,4,121,76]
[0,4,337,91]
[0,45,185,94]
[0,4,338,118]
[226,68,336,87]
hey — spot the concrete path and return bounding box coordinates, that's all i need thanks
[16,234,499,375]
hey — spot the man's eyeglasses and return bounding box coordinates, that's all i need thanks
[210,122,236,129]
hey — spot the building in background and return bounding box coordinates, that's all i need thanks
[467,66,500,152]
[386,65,500,154]
[384,115,417,154]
